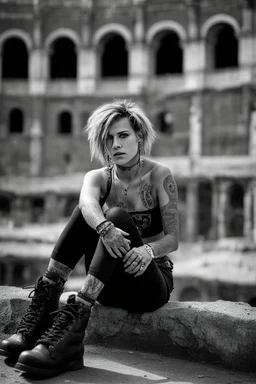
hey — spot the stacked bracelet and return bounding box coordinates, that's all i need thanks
[96,220,114,237]
[96,220,108,234]
[144,244,155,259]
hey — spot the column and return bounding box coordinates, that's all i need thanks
[189,94,202,170]
[184,0,205,90]
[239,1,253,82]
[44,192,61,223]
[29,99,43,176]
[211,179,219,240]
[29,5,46,94]
[128,0,147,93]
[78,1,95,94]
[217,180,230,239]
[252,180,256,244]
[243,180,253,240]
[186,180,198,241]
[249,107,256,157]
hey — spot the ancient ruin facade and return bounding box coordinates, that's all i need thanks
[0,0,256,243]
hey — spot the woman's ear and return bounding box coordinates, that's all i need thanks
[136,131,143,142]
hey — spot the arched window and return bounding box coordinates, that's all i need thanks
[2,37,28,79]
[228,183,244,237]
[157,111,174,133]
[49,37,77,79]
[101,33,128,77]
[155,31,183,75]
[9,108,24,134]
[206,23,238,70]
[58,111,72,134]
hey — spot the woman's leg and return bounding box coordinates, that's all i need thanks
[81,207,173,313]
[0,205,98,360]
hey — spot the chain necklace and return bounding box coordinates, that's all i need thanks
[114,161,142,196]
[113,161,143,211]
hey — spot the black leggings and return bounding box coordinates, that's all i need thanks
[51,206,173,313]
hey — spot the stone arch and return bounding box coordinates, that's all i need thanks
[203,16,239,70]
[92,23,132,47]
[0,29,33,51]
[146,22,185,75]
[146,20,187,45]
[1,31,30,79]
[44,28,80,51]
[57,109,73,134]
[201,14,240,39]
[46,31,78,79]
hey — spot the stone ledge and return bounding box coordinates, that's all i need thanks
[0,286,256,372]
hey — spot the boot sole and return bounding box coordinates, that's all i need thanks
[15,358,84,378]
[0,349,20,361]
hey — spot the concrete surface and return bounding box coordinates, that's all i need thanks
[1,287,256,373]
[1,345,256,384]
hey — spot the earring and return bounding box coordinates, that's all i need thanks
[104,145,113,169]
[138,138,143,157]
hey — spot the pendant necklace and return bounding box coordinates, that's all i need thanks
[114,161,142,196]
[113,161,143,211]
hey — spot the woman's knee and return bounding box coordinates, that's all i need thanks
[105,207,132,227]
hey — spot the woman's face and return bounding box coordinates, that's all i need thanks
[106,117,139,166]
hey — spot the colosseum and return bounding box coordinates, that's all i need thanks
[0,1,256,292]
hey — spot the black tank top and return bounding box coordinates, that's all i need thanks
[99,168,164,237]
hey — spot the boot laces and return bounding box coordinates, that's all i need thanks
[38,302,84,347]
[17,282,51,333]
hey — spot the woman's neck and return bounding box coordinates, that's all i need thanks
[114,155,142,182]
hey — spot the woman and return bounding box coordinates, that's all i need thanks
[0,99,179,377]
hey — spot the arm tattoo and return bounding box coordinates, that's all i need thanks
[161,174,179,237]
[140,182,153,209]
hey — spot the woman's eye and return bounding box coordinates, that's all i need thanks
[120,134,128,138]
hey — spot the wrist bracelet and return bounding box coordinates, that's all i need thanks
[144,244,154,259]
[99,222,114,237]
[96,220,109,234]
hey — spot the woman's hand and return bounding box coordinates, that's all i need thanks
[123,245,153,277]
[101,226,131,259]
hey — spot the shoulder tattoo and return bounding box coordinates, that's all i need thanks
[140,182,153,209]
[161,174,179,236]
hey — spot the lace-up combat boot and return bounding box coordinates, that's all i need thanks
[0,276,64,360]
[15,294,91,378]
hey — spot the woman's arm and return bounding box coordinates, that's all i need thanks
[79,169,130,258]
[148,165,179,258]
[79,170,106,230]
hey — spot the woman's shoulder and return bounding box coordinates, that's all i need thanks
[84,166,110,185]
[143,158,172,180]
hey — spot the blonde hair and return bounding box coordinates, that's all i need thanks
[85,99,156,164]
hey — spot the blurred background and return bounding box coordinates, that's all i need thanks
[0,0,256,305]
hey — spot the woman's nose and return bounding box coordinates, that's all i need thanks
[112,137,121,148]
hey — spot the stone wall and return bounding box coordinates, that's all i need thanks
[0,286,256,372]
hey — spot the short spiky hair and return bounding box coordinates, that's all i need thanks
[85,99,156,164]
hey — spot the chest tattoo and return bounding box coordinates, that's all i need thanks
[140,182,153,209]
